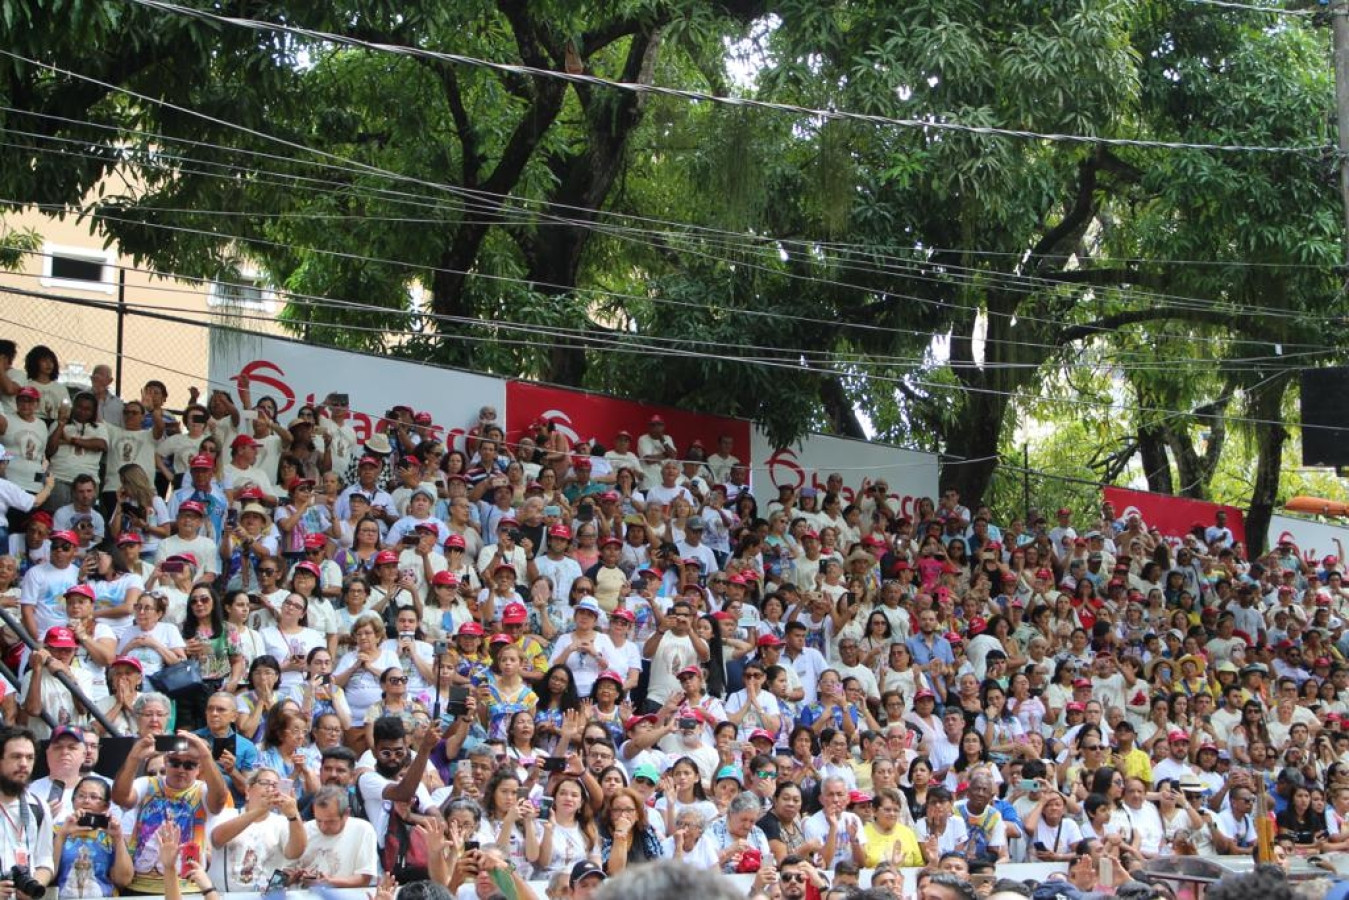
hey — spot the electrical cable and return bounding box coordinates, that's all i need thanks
[124,0,1332,155]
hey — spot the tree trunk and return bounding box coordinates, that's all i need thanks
[1138,426,1174,494]
[522,30,665,386]
[940,388,1010,505]
[1245,372,1293,558]
[819,376,867,439]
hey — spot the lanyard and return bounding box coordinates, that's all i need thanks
[0,797,28,865]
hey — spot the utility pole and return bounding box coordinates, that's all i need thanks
[1332,0,1349,263]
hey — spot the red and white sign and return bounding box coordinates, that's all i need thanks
[505,381,750,461]
[207,332,505,455]
[1267,514,1349,566]
[1102,486,1246,546]
[749,428,938,520]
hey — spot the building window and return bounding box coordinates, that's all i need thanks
[207,273,275,311]
[40,244,116,294]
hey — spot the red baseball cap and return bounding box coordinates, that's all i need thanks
[167,552,199,568]
[501,603,529,625]
[189,453,215,469]
[457,622,484,637]
[443,534,466,550]
[15,387,39,401]
[676,665,702,680]
[292,561,321,579]
[756,634,785,648]
[63,584,96,601]
[432,571,460,587]
[230,434,260,450]
[303,534,327,550]
[374,550,400,566]
[43,626,78,649]
[178,500,206,516]
[968,617,988,635]
[117,532,144,546]
[611,608,636,623]
[548,524,573,540]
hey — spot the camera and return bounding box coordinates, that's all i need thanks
[10,865,44,898]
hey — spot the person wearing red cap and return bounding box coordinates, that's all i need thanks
[1,383,51,494]
[155,499,221,581]
[61,583,117,701]
[223,431,280,506]
[335,454,397,526]
[19,525,80,643]
[475,516,527,590]
[167,450,229,539]
[531,523,582,605]
[20,625,95,740]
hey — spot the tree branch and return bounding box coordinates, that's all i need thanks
[1058,305,1241,343]
[1028,151,1099,269]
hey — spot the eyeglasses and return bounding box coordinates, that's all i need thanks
[133,604,157,611]
[385,676,408,685]
[755,770,777,779]
[282,600,307,610]
[611,806,638,814]
[190,595,212,604]
[376,747,406,758]
[51,542,75,551]
[1082,745,1102,751]
[781,874,806,884]
[166,758,199,770]
[253,779,281,789]
[257,568,278,575]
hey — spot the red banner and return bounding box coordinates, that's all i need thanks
[1102,486,1246,547]
[505,381,751,466]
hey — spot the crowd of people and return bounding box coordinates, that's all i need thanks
[0,338,1344,900]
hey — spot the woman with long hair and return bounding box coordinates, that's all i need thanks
[334,516,383,576]
[109,464,170,555]
[180,583,243,728]
[945,730,996,791]
[654,756,718,837]
[759,781,814,864]
[260,592,325,693]
[599,786,664,874]
[903,757,935,822]
[223,589,266,668]
[974,679,1027,766]
[533,664,580,752]
[780,725,821,812]
[236,655,283,743]
[504,709,540,776]
[481,643,537,741]
[481,768,542,879]
[535,777,600,878]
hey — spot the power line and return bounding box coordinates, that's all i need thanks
[2,104,1334,273]
[2,247,1329,376]
[0,276,1337,435]
[125,0,1333,155]
[3,120,1338,347]
[2,111,1340,335]
[12,188,1341,367]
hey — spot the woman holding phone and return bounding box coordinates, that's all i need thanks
[54,775,134,896]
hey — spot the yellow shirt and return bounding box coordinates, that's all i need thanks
[1115,746,1153,785]
[862,821,924,867]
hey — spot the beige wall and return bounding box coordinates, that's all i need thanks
[0,205,283,410]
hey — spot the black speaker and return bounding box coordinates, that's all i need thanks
[1301,367,1349,467]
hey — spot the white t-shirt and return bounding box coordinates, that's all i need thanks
[646,631,697,706]
[209,808,295,892]
[915,815,969,856]
[355,770,432,843]
[20,562,79,642]
[261,627,326,690]
[19,667,94,740]
[103,425,158,493]
[116,623,186,679]
[0,478,35,520]
[294,817,378,882]
[0,790,54,875]
[48,421,108,484]
[3,416,48,490]
[155,534,221,576]
[803,809,867,867]
[548,632,617,698]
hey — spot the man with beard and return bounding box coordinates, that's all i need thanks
[112,730,227,894]
[354,716,446,851]
[0,727,53,900]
